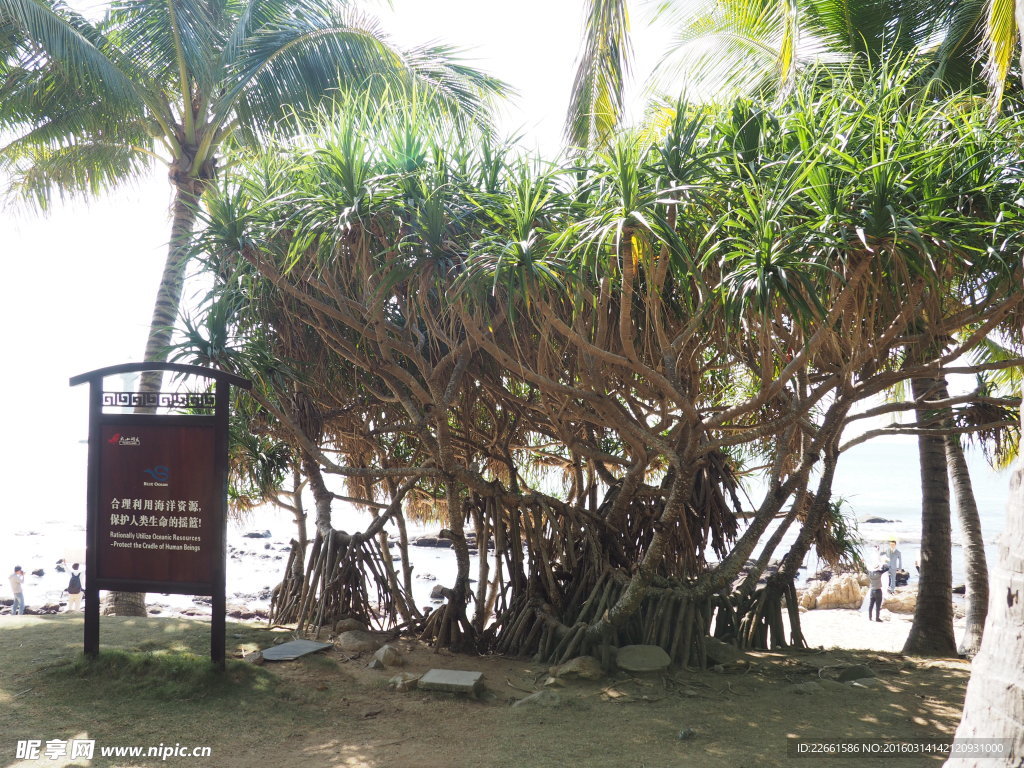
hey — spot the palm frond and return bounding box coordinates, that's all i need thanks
[1,139,153,208]
[216,5,504,144]
[565,0,633,149]
[983,0,1021,110]
[0,0,140,106]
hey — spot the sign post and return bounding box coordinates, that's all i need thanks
[70,363,251,668]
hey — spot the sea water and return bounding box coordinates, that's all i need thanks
[2,435,1012,617]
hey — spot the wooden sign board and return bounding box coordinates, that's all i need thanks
[71,363,250,668]
[97,421,218,591]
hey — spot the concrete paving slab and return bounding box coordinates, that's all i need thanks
[418,668,484,696]
[261,639,332,661]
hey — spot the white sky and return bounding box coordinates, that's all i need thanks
[0,1,1010,525]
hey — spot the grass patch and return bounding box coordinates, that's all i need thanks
[49,649,277,701]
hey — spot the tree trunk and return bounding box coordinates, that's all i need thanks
[944,429,1024,766]
[903,376,957,656]
[139,181,203,394]
[106,181,202,618]
[290,467,308,557]
[945,433,989,657]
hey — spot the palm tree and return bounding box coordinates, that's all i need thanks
[565,0,1024,147]
[946,430,989,657]
[650,0,993,98]
[0,0,505,615]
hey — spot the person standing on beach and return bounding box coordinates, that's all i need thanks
[66,564,83,612]
[867,564,888,621]
[886,540,902,592]
[9,566,25,615]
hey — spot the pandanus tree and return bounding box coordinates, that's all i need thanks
[0,0,505,614]
[569,0,1024,658]
[179,64,1022,664]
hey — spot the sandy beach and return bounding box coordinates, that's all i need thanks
[796,608,967,654]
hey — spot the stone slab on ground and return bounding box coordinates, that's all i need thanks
[418,669,484,697]
[261,639,332,662]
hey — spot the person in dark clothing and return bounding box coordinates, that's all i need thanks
[66,564,83,612]
[867,564,889,621]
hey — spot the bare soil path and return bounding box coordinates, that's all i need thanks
[0,615,969,767]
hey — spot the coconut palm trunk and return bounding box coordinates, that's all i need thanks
[904,375,957,656]
[107,183,203,617]
[139,182,203,393]
[945,432,989,657]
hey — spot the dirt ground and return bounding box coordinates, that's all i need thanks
[1,615,970,768]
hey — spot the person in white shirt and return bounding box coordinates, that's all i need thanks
[9,566,25,615]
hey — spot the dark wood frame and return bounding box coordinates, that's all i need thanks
[70,363,251,668]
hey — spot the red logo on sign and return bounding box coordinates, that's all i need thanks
[108,434,121,444]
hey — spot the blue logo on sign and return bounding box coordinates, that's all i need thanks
[144,465,170,482]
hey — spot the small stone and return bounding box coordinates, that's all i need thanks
[372,644,404,668]
[711,664,725,674]
[704,637,745,666]
[512,690,561,708]
[226,603,259,620]
[336,630,386,654]
[243,530,272,539]
[429,584,448,600]
[413,536,452,548]
[678,728,697,741]
[243,650,264,665]
[616,645,671,673]
[389,672,422,692]
[883,589,917,614]
[334,618,369,634]
[551,655,604,681]
[837,665,875,682]
[367,658,384,670]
